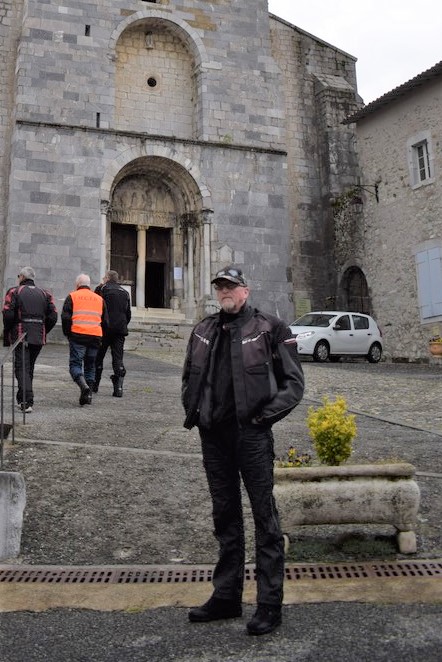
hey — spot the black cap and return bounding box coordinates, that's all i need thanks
[211,266,248,286]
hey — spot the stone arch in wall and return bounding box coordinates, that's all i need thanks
[339,266,371,314]
[105,156,212,320]
[110,11,210,140]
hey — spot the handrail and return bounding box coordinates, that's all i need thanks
[0,332,27,470]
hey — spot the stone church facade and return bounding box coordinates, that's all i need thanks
[0,0,362,325]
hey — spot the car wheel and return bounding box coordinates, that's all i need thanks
[313,341,330,362]
[367,343,382,363]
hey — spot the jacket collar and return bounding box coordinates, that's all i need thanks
[220,303,254,328]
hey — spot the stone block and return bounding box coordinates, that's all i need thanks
[0,471,26,561]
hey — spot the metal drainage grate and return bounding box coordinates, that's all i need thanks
[1,560,441,585]
[284,560,442,581]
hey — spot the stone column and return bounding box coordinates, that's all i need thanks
[201,209,213,297]
[187,227,195,305]
[136,226,146,308]
[100,201,109,278]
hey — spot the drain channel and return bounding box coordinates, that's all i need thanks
[1,560,441,585]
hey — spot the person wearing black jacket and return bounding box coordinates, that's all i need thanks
[2,266,58,412]
[93,270,131,397]
[182,266,304,636]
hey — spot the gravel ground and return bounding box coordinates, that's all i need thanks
[2,342,441,566]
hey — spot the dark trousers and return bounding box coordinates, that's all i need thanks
[199,421,284,607]
[95,333,126,377]
[15,343,42,406]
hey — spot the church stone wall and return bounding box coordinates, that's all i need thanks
[6,123,291,318]
[0,0,361,325]
[13,0,285,149]
[0,0,24,284]
[270,18,360,318]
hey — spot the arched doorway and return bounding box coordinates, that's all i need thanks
[341,266,370,313]
[106,156,211,319]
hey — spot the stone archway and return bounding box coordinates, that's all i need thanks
[340,266,371,314]
[105,156,212,320]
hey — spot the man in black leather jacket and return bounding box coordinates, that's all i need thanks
[93,270,131,397]
[182,266,304,635]
[2,266,58,412]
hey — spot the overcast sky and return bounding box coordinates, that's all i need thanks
[268,0,442,104]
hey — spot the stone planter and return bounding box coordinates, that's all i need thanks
[0,472,26,561]
[274,463,420,554]
[429,342,442,357]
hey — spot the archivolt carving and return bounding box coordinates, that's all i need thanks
[108,208,176,228]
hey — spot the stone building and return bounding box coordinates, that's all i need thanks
[0,0,361,326]
[343,61,442,361]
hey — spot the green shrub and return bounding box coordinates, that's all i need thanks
[307,396,357,466]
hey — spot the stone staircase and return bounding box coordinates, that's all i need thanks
[125,307,192,352]
[48,307,193,354]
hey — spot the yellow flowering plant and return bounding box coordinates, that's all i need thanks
[307,396,357,466]
[276,446,312,468]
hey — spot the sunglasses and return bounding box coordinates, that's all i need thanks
[215,268,243,279]
[214,282,240,291]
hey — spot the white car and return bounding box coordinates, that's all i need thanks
[289,311,383,363]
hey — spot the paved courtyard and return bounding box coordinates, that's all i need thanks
[1,342,441,661]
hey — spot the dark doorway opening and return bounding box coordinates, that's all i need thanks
[146,227,171,308]
[145,262,165,307]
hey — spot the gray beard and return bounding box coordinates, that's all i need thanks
[220,300,236,313]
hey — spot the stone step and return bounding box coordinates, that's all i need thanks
[130,307,186,323]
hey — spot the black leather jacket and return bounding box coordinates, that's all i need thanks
[182,304,304,430]
[2,279,58,346]
[95,281,131,336]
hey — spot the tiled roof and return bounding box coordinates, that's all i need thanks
[343,60,442,124]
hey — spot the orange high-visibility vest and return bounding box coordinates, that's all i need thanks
[70,288,103,337]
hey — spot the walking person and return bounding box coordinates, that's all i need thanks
[93,270,131,397]
[2,266,58,412]
[182,265,304,635]
[61,274,108,406]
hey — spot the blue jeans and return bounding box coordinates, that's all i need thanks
[69,340,98,383]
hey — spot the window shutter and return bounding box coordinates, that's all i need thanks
[416,248,442,318]
[428,247,442,315]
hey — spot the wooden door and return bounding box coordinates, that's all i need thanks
[110,224,137,303]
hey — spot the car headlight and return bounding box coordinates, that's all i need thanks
[296,331,316,340]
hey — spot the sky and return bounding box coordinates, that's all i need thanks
[268,0,442,104]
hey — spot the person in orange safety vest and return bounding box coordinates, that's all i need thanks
[61,273,108,406]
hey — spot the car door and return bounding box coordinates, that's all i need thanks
[330,314,353,353]
[350,314,371,353]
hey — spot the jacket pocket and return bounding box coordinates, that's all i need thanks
[244,362,272,413]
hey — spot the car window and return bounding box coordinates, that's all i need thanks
[352,315,369,330]
[335,315,350,330]
[293,313,335,327]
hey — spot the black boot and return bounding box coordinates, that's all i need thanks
[76,375,92,406]
[110,374,123,398]
[92,366,103,393]
[189,596,242,623]
[246,604,282,635]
